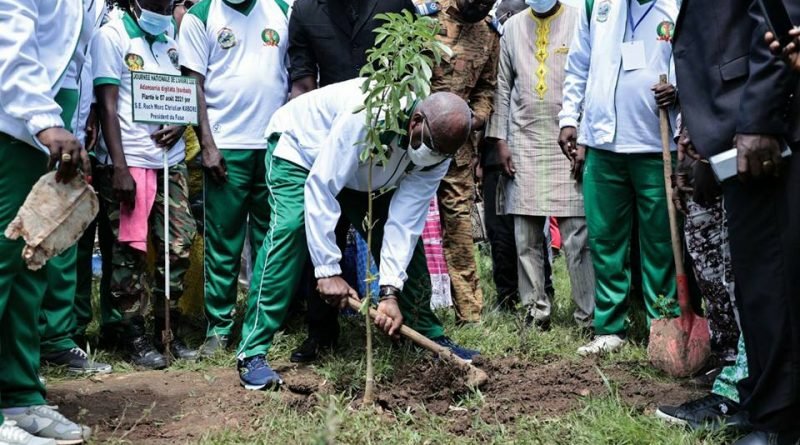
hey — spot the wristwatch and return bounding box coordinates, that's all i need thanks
[378,285,400,301]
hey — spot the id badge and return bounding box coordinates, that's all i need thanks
[414,1,441,15]
[621,40,646,71]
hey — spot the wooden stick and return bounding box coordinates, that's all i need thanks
[658,74,690,313]
[347,297,488,387]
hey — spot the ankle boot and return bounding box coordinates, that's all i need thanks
[155,310,199,361]
[125,317,167,369]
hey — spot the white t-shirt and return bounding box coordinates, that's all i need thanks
[91,12,186,168]
[178,0,291,150]
[596,0,677,154]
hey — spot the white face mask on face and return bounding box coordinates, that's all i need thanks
[407,119,448,167]
[135,0,172,36]
[525,0,557,14]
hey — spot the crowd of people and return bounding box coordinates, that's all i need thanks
[0,0,798,443]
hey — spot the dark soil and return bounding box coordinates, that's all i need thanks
[48,358,702,443]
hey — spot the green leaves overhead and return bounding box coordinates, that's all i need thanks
[357,11,450,163]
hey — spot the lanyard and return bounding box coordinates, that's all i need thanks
[627,0,658,39]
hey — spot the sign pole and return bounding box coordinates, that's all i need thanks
[129,71,199,367]
[163,148,172,366]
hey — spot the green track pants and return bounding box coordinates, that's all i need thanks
[203,149,270,338]
[39,247,79,354]
[0,135,50,422]
[236,138,444,359]
[582,148,679,335]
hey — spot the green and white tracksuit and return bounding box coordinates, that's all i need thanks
[179,0,291,339]
[237,78,445,360]
[560,0,681,334]
[0,0,83,423]
[39,0,112,355]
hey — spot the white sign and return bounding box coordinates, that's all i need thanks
[131,72,198,126]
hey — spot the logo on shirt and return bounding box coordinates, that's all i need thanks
[261,28,280,47]
[168,48,180,70]
[656,20,675,42]
[596,0,611,23]
[125,53,144,71]
[217,28,237,50]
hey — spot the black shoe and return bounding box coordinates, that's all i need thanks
[290,337,336,364]
[41,347,113,374]
[128,335,167,370]
[734,431,800,445]
[691,366,725,389]
[198,334,230,358]
[656,394,745,430]
[154,310,198,361]
[524,314,551,332]
[169,337,199,361]
[431,336,480,363]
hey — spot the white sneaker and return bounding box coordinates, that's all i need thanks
[2,406,90,445]
[0,420,56,445]
[577,335,627,356]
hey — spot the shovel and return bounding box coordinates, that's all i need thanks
[647,74,711,378]
[346,297,488,388]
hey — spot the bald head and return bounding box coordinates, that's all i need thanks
[408,92,472,157]
[496,0,527,23]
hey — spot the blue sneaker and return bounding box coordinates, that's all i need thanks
[431,336,480,363]
[238,355,282,390]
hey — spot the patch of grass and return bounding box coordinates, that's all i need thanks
[47,248,723,444]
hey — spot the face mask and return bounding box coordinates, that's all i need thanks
[408,121,448,167]
[490,16,504,34]
[525,0,557,14]
[135,0,172,36]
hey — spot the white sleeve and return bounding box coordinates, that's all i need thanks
[90,27,124,86]
[304,111,368,279]
[177,14,209,75]
[558,3,592,129]
[378,160,449,290]
[0,0,65,145]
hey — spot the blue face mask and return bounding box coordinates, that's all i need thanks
[135,0,171,36]
[525,0,557,14]
[490,16,504,34]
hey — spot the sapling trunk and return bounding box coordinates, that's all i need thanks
[354,9,450,407]
[363,160,376,405]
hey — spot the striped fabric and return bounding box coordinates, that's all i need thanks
[423,199,453,309]
[486,6,585,217]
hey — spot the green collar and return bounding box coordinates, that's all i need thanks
[635,0,654,4]
[123,11,168,44]
[378,98,420,149]
[223,0,258,15]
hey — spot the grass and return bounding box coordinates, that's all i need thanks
[44,245,735,444]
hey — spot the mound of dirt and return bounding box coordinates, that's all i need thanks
[374,356,702,427]
[48,363,328,444]
[47,358,701,443]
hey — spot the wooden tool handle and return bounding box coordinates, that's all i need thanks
[658,74,690,311]
[347,297,473,369]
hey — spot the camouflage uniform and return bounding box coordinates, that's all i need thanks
[431,0,500,322]
[684,198,739,362]
[94,163,197,321]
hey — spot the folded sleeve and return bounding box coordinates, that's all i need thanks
[0,0,64,146]
[378,160,449,290]
[305,111,368,279]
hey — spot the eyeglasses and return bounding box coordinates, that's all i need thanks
[421,114,456,159]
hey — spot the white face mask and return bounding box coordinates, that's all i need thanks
[135,0,172,36]
[525,0,557,14]
[408,120,448,167]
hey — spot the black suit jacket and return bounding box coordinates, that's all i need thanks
[673,0,799,158]
[288,0,415,87]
